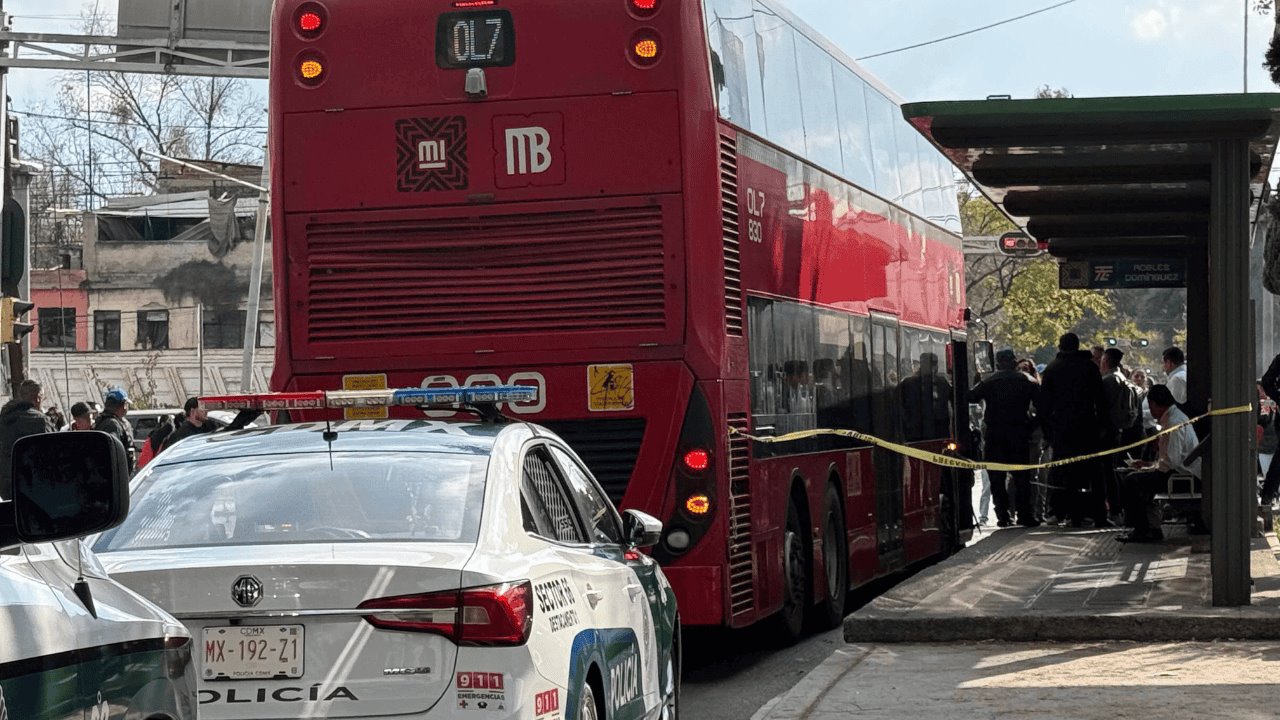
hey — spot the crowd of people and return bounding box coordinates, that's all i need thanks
[0,381,225,498]
[971,334,1202,543]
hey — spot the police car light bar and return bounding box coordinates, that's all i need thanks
[201,386,539,412]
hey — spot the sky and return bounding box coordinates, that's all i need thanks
[4,0,1278,110]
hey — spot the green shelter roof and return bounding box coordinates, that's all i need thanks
[902,93,1280,257]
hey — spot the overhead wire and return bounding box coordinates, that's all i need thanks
[855,0,1082,61]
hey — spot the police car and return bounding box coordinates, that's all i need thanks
[91,386,681,720]
[0,431,197,720]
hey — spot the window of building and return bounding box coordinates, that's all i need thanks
[37,307,76,349]
[136,309,169,350]
[202,308,246,349]
[94,311,121,351]
[257,315,275,348]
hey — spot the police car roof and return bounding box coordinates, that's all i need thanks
[153,418,510,465]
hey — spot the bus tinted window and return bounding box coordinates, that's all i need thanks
[794,36,843,175]
[833,66,876,192]
[755,11,806,156]
[705,0,760,129]
[864,88,902,204]
[894,111,925,213]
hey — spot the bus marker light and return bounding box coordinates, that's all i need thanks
[685,494,711,516]
[453,0,496,6]
[299,59,325,81]
[634,39,659,59]
[682,448,710,472]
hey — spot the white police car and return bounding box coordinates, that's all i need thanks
[91,386,681,720]
[0,431,197,720]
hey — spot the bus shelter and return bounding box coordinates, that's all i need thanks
[903,94,1280,606]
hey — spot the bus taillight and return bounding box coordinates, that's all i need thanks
[628,31,662,67]
[628,0,660,17]
[295,3,327,39]
[682,448,711,473]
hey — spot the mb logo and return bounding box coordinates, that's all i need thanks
[505,127,552,176]
[494,113,564,188]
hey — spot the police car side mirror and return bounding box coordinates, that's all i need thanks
[622,509,663,550]
[8,431,130,545]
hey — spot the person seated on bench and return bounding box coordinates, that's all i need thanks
[1119,384,1202,543]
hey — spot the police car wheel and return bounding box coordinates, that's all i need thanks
[579,682,600,720]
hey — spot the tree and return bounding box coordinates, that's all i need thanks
[994,259,1114,354]
[961,190,1022,323]
[20,8,265,209]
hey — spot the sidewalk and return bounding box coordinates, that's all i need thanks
[845,525,1280,642]
[752,527,1280,720]
[753,641,1280,720]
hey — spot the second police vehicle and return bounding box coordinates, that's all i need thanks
[92,386,680,720]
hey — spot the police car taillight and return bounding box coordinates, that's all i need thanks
[358,581,532,646]
[200,386,539,411]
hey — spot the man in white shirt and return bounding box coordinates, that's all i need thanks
[1119,384,1200,543]
[1162,346,1188,405]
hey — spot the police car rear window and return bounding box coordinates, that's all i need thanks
[94,452,488,551]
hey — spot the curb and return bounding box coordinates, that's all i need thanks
[749,647,872,720]
[845,613,1280,643]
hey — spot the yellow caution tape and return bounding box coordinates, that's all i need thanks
[727,404,1255,472]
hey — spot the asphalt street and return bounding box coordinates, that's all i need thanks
[680,574,923,720]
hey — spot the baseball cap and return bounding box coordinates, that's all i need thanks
[104,387,130,405]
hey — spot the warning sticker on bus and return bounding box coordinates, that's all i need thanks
[587,365,634,412]
[342,374,389,420]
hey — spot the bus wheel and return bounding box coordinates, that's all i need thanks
[771,499,807,643]
[812,483,848,630]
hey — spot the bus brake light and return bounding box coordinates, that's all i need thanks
[682,448,710,472]
[299,12,322,32]
[629,0,660,14]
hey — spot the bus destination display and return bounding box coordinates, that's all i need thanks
[436,11,515,69]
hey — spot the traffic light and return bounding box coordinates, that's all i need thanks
[1,297,35,344]
[997,231,1046,258]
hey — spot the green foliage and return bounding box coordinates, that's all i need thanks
[993,259,1113,355]
[959,190,1016,237]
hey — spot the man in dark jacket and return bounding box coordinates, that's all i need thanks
[1039,333,1111,526]
[93,387,136,473]
[162,396,214,452]
[0,379,55,498]
[971,349,1041,527]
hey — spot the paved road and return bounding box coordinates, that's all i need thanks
[680,575,917,720]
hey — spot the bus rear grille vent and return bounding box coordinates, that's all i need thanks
[720,133,744,338]
[727,413,754,617]
[303,206,667,342]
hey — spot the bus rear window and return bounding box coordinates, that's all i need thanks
[436,10,515,69]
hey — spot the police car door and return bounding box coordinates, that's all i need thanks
[520,445,648,719]
[545,445,656,719]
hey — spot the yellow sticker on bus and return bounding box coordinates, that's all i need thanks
[342,374,389,420]
[588,364,635,412]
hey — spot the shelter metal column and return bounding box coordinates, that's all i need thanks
[1209,137,1253,607]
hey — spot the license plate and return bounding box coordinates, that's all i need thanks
[201,625,304,680]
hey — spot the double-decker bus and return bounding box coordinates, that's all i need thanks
[269,0,973,638]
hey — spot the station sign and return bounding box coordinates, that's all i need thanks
[1058,257,1187,290]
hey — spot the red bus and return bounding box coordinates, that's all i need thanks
[269,0,974,638]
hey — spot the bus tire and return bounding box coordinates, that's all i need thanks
[811,483,848,630]
[771,498,808,644]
